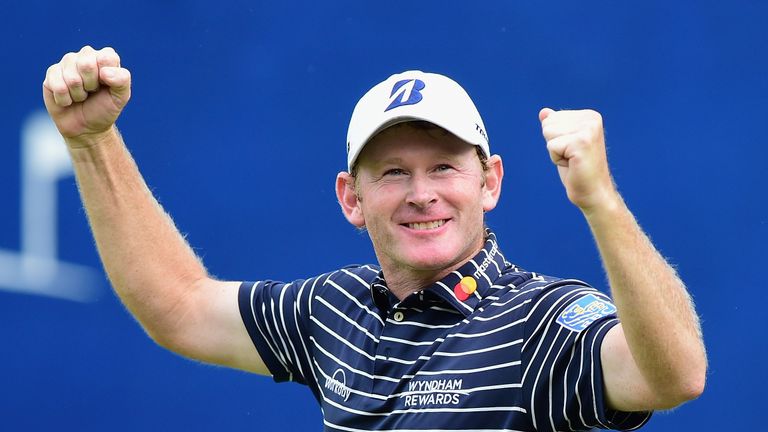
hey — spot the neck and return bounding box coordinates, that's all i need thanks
[373,228,491,301]
[383,268,455,301]
[379,246,486,301]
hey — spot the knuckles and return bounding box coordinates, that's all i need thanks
[62,70,84,88]
[59,46,120,72]
[44,64,59,83]
[541,109,604,142]
[75,57,98,74]
[49,82,70,95]
[48,46,121,92]
[97,47,120,66]
[582,108,602,123]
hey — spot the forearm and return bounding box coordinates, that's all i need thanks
[67,127,208,344]
[584,193,706,402]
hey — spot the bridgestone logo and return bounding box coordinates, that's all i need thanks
[325,368,351,402]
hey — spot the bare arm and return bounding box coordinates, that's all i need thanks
[539,108,706,411]
[43,46,266,374]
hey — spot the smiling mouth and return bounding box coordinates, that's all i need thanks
[405,219,448,230]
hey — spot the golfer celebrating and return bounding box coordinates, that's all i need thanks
[43,46,706,431]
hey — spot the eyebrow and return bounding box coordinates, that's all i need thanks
[375,157,407,166]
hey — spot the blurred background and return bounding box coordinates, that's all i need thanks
[2,1,766,430]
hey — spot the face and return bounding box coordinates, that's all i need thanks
[338,124,503,283]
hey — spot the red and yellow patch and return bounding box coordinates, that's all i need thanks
[453,276,477,301]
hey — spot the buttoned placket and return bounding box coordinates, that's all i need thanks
[372,299,406,392]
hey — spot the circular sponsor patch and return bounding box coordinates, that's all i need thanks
[453,276,477,301]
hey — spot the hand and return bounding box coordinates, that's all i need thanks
[43,46,131,145]
[538,108,618,212]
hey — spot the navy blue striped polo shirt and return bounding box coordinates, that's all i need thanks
[238,231,651,431]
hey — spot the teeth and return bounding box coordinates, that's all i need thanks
[407,220,446,230]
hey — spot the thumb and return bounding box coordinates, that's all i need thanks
[538,107,554,123]
[99,66,131,105]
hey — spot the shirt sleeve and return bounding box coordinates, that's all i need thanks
[238,277,321,386]
[521,280,652,431]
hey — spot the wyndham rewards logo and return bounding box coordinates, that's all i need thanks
[556,294,616,332]
[400,378,468,407]
[385,78,425,112]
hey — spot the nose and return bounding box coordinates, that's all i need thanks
[406,173,438,209]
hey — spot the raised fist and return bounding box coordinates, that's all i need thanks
[539,108,618,211]
[43,46,131,143]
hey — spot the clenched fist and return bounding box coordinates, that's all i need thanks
[43,46,131,144]
[539,108,619,212]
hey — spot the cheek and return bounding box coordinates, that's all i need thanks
[447,180,485,206]
[362,183,404,208]
[358,193,396,226]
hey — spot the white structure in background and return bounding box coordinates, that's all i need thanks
[0,111,101,302]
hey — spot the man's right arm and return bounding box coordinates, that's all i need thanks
[43,46,267,375]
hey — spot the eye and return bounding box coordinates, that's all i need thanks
[383,168,407,176]
[434,164,454,172]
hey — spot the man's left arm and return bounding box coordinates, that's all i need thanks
[539,108,707,412]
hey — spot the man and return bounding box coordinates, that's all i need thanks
[43,46,706,431]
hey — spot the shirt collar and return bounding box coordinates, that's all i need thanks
[370,229,509,317]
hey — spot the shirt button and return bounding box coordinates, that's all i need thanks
[393,311,404,322]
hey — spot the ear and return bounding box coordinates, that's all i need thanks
[481,155,504,212]
[335,172,366,227]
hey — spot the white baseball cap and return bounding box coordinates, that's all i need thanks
[346,70,489,171]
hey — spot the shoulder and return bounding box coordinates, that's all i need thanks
[498,271,618,345]
[240,264,380,305]
[335,264,381,283]
[494,267,592,303]
[320,264,380,294]
[492,267,612,328]
[292,264,381,307]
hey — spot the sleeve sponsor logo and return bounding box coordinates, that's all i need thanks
[556,294,616,332]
